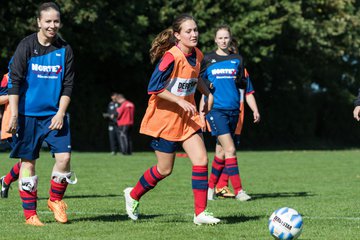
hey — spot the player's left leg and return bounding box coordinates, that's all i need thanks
[214,144,234,199]
[45,115,76,223]
[48,152,77,223]
[183,133,220,225]
[1,161,21,198]
[218,134,250,201]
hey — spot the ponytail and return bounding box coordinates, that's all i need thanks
[149,28,176,64]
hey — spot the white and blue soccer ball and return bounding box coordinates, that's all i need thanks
[268,207,303,240]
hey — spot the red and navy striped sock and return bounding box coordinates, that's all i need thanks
[4,162,21,185]
[49,179,68,201]
[19,190,37,219]
[217,167,229,189]
[225,157,242,194]
[131,165,165,201]
[208,156,225,189]
[192,165,208,216]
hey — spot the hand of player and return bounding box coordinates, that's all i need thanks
[253,111,261,123]
[49,112,64,130]
[177,98,197,116]
[353,106,360,121]
[7,115,18,134]
[201,93,213,115]
[199,113,207,132]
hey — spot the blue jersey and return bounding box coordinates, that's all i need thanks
[8,33,74,117]
[201,51,244,110]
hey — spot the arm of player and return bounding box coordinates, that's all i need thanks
[197,77,213,114]
[157,90,197,116]
[7,94,19,134]
[0,95,9,105]
[49,95,71,130]
[245,94,260,123]
[198,95,207,131]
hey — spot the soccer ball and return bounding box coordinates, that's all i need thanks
[268,207,303,239]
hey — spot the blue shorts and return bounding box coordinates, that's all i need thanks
[10,115,71,160]
[206,109,239,137]
[150,129,202,153]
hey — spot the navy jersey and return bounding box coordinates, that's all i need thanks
[8,33,74,116]
[201,51,244,110]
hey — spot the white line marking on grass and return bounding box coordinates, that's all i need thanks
[303,216,360,221]
[1,210,359,221]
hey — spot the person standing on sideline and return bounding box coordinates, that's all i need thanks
[7,2,77,226]
[200,25,259,202]
[115,94,135,155]
[0,73,21,198]
[353,89,360,121]
[103,92,121,155]
[123,13,220,225]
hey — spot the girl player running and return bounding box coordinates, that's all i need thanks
[123,13,220,225]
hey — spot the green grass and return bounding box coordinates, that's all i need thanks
[0,150,359,239]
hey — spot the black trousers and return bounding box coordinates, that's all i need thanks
[108,124,119,153]
[118,125,132,155]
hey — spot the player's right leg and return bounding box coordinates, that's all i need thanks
[124,138,174,220]
[18,160,44,226]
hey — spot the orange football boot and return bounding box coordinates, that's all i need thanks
[48,199,68,223]
[25,215,45,226]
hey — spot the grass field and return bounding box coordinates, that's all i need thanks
[0,150,359,240]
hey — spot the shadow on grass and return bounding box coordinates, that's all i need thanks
[221,215,262,224]
[38,194,121,200]
[250,192,315,200]
[70,214,161,223]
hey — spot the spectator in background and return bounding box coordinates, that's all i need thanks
[103,92,121,155]
[115,94,135,155]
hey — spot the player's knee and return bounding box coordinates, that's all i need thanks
[55,155,71,168]
[158,167,172,177]
[51,171,77,184]
[224,146,236,156]
[20,175,38,192]
[193,155,208,166]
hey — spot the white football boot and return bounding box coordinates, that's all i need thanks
[235,190,251,201]
[124,187,139,220]
[193,210,221,225]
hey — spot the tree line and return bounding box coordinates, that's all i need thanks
[1,0,359,150]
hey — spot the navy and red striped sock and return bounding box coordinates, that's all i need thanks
[19,190,37,219]
[217,167,229,189]
[131,165,165,201]
[4,162,21,185]
[192,165,208,216]
[225,157,242,194]
[208,156,225,189]
[49,179,68,201]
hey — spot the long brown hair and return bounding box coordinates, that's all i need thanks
[149,13,196,64]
